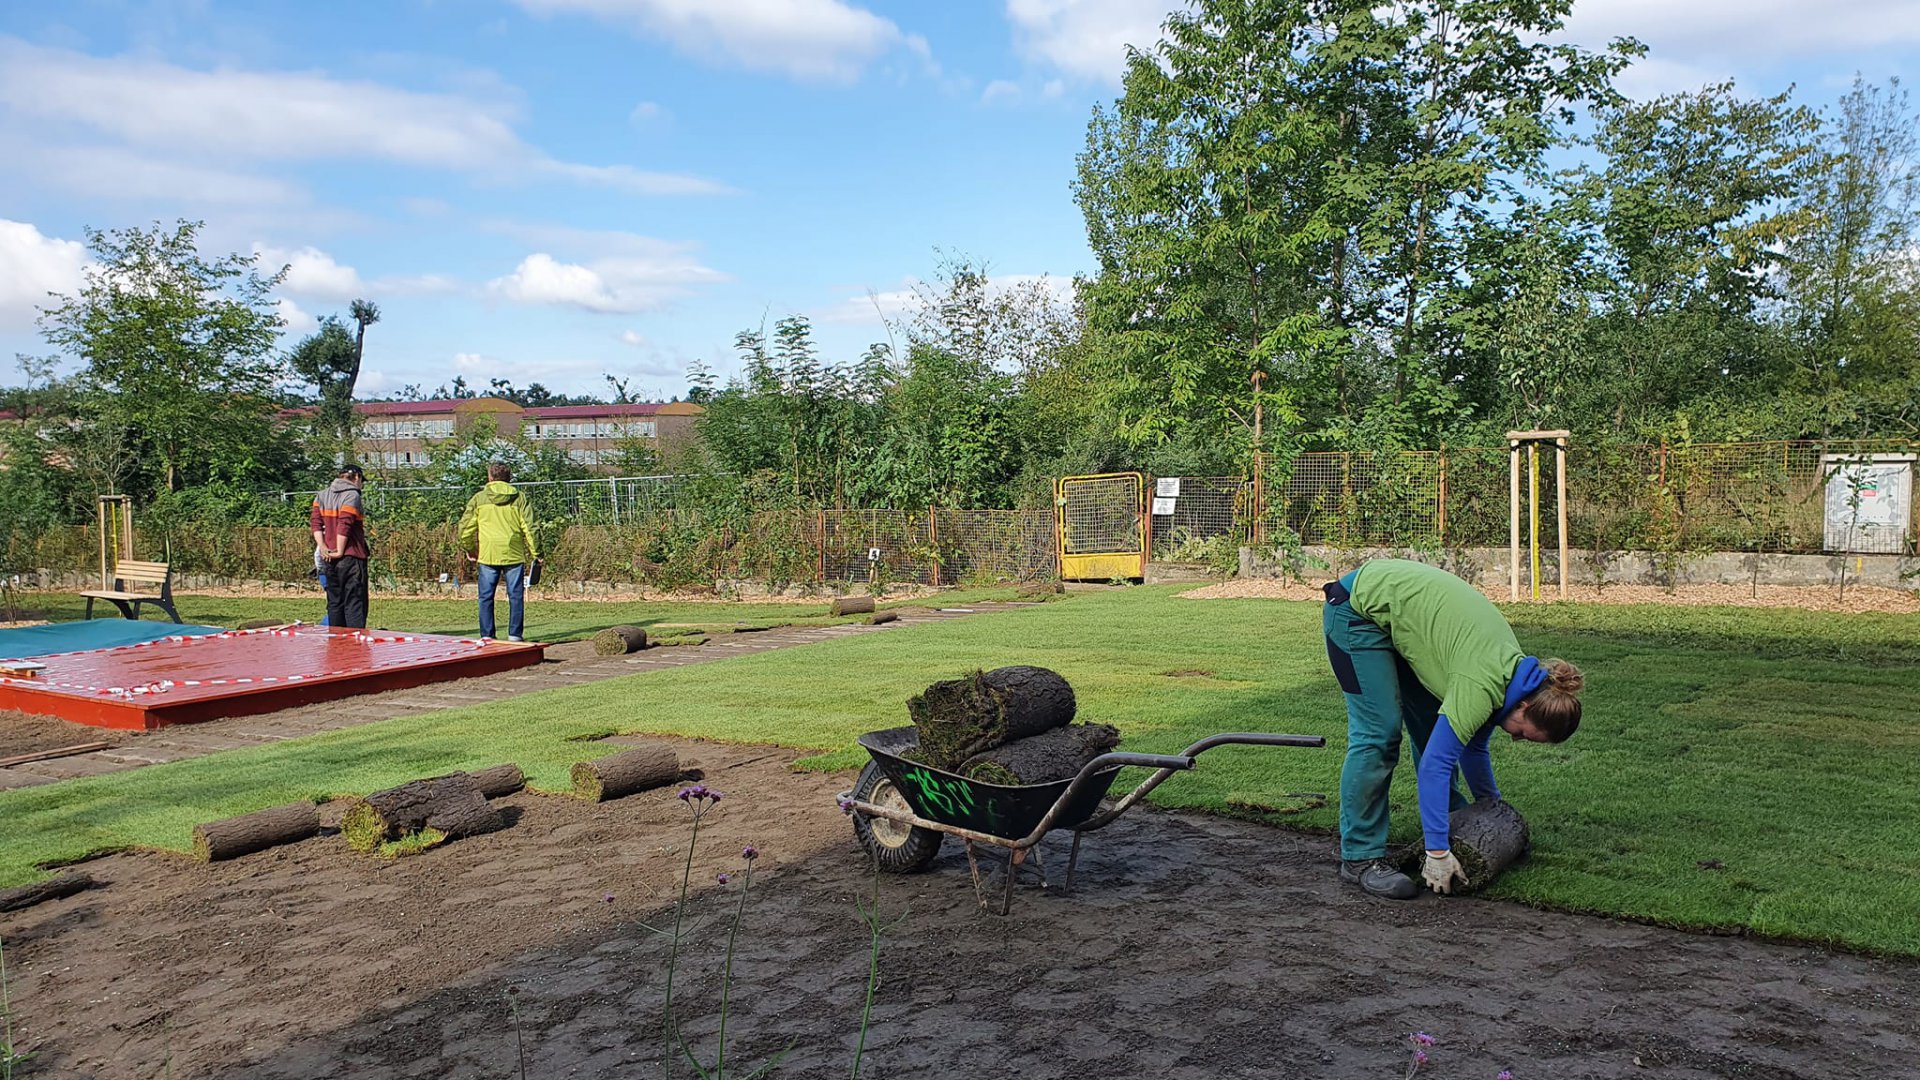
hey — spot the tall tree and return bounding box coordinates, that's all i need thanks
[1780,77,1920,435]
[1075,0,1635,449]
[39,220,287,491]
[288,316,359,442]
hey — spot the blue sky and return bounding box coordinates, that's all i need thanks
[1,0,1914,401]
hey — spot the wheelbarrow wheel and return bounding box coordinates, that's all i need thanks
[851,762,942,873]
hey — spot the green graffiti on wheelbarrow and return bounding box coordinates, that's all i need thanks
[901,766,1011,833]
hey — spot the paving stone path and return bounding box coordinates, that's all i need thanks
[0,602,1026,790]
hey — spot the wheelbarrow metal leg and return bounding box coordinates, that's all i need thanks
[1064,831,1084,896]
[1002,848,1022,915]
[963,840,990,911]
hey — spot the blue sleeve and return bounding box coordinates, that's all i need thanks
[1418,719,1481,851]
[1459,723,1499,803]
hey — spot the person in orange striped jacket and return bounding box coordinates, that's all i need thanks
[310,464,370,628]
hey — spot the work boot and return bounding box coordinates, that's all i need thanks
[1340,858,1419,900]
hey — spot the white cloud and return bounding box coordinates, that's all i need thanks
[11,141,305,206]
[0,37,728,197]
[819,272,1077,326]
[254,245,366,302]
[0,219,89,330]
[629,100,670,125]
[981,79,1022,105]
[621,329,648,346]
[1564,0,1920,60]
[487,247,725,315]
[454,352,491,371]
[275,296,319,337]
[512,0,926,81]
[1004,0,1175,85]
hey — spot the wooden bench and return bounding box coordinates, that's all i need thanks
[80,560,182,623]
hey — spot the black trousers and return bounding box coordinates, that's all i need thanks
[326,555,369,629]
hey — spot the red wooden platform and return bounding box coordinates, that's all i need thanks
[0,626,546,730]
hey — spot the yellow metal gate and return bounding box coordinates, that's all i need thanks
[1056,473,1147,581]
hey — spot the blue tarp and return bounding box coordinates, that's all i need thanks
[0,620,226,661]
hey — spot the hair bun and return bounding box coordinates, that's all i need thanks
[1543,658,1584,694]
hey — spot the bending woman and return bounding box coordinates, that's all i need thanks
[1322,559,1583,898]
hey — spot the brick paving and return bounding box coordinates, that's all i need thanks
[0,603,1027,789]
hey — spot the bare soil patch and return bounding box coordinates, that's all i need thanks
[0,709,128,759]
[4,737,1913,1079]
[1183,576,1920,613]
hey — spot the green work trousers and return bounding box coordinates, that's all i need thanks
[1323,576,1467,861]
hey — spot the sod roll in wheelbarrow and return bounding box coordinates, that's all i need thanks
[1396,798,1531,893]
[907,665,1076,771]
[958,722,1121,786]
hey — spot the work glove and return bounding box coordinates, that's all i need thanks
[1422,850,1468,895]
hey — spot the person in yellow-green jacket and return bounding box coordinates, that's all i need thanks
[458,461,541,642]
[1322,559,1585,899]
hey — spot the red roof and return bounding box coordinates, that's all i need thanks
[356,400,467,416]
[522,403,668,419]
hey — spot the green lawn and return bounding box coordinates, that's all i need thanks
[3,586,1916,955]
[7,586,1030,644]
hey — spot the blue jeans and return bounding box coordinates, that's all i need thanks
[477,562,525,640]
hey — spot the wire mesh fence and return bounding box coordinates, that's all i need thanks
[13,441,1914,592]
[1149,476,1246,559]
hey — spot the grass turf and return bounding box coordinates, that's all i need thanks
[4,586,1028,644]
[2,586,1916,954]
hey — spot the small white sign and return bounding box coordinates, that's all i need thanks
[867,547,882,562]
[1156,477,1181,498]
[438,572,450,583]
[1152,497,1177,516]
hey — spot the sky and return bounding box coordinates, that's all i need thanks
[1,0,1914,402]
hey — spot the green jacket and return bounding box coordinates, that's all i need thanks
[459,481,540,566]
[1349,559,1524,744]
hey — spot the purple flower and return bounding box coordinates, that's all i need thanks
[708,789,723,802]
[676,784,720,804]
[1414,1049,1428,1066]
[1498,1072,1513,1080]
[715,872,731,885]
[603,893,615,903]
[741,845,759,861]
[1412,1033,1435,1047]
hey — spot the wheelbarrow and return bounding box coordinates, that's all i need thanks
[839,726,1325,914]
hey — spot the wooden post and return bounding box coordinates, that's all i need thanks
[1436,445,1448,546]
[1508,440,1521,601]
[1556,437,1569,599]
[1529,443,1540,602]
[1252,451,1266,546]
[817,510,827,583]
[927,507,940,587]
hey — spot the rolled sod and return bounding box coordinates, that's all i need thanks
[468,763,526,798]
[831,595,876,616]
[1396,799,1532,893]
[192,801,321,862]
[571,744,683,802]
[0,872,97,913]
[907,665,1076,771]
[341,773,503,853]
[868,611,899,625]
[592,625,649,655]
[959,722,1121,786]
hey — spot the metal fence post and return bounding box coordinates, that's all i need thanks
[928,507,941,587]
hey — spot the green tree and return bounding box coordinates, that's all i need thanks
[1779,77,1920,436]
[287,316,359,444]
[1074,0,1634,450]
[38,220,288,491]
[1575,83,1814,436]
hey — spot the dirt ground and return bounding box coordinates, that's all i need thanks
[0,710,128,759]
[1182,576,1920,613]
[3,738,1912,1079]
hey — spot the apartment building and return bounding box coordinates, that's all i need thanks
[351,397,701,471]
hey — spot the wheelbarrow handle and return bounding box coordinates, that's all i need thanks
[1073,731,1327,834]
